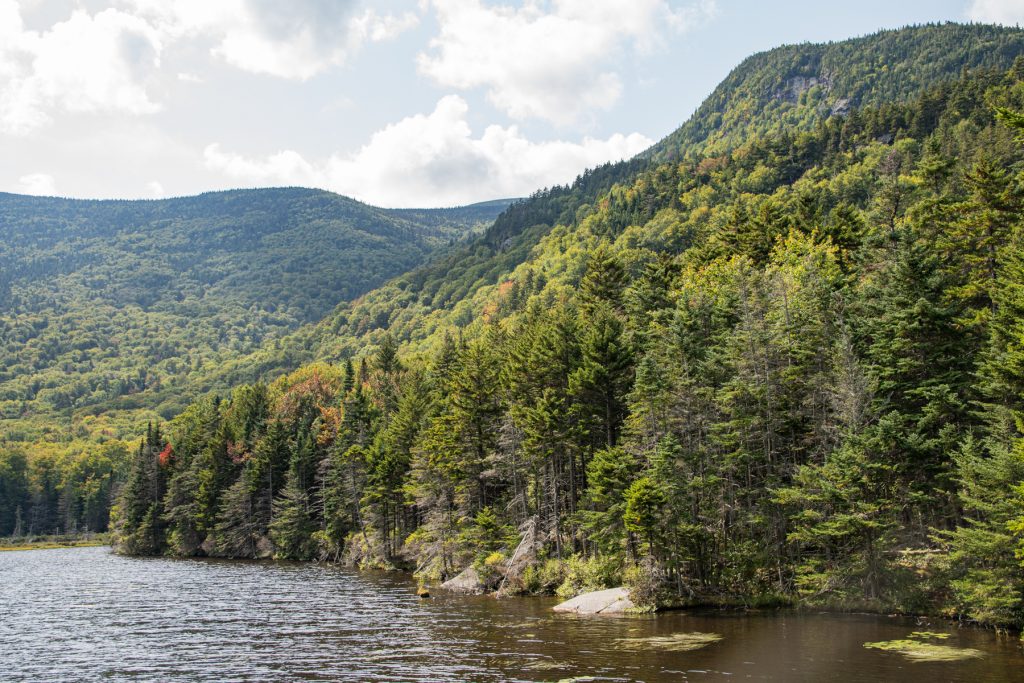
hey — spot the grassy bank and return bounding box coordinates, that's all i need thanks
[0,533,110,552]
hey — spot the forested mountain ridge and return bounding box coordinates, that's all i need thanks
[194,23,1024,387]
[102,23,1024,630]
[0,188,508,440]
[650,22,1024,160]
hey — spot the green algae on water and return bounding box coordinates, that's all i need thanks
[614,632,723,652]
[522,659,571,671]
[864,633,984,662]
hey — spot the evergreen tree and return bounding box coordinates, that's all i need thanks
[269,476,316,560]
[579,243,627,313]
[116,424,168,555]
[623,475,668,558]
[579,446,637,555]
[941,436,1024,626]
[570,303,634,449]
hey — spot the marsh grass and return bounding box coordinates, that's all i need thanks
[0,533,109,552]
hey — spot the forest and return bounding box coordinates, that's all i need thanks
[0,189,506,442]
[111,58,1024,628]
[0,192,504,538]
[6,23,1024,629]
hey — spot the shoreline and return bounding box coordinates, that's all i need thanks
[19,544,1023,638]
[100,546,1020,635]
[0,535,110,552]
[0,542,108,552]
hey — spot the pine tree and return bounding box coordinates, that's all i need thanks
[449,334,504,513]
[342,358,355,394]
[407,411,463,577]
[366,370,432,558]
[626,252,678,347]
[214,469,264,558]
[623,475,667,559]
[570,302,633,449]
[857,232,971,506]
[942,156,1022,329]
[116,424,168,555]
[0,449,30,537]
[579,243,627,314]
[269,476,316,560]
[579,446,637,555]
[941,436,1024,626]
[776,438,898,602]
[163,466,203,556]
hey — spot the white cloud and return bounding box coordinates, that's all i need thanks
[966,0,1024,25]
[0,2,163,135]
[349,8,420,43]
[418,0,716,125]
[17,172,56,195]
[204,144,322,186]
[128,0,418,80]
[146,180,165,198]
[204,95,653,207]
[0,1,418,134]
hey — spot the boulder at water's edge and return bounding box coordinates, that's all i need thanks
[441,566,486,594]
[552,587,634,614]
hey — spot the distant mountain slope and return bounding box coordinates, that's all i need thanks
[0,188,508,438]
[7,23,1022,439]
[650,22,1024,159]
[188,23,1024,393]
[104,27,1024,630]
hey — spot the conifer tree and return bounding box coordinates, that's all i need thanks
[941,436,1024,625]
[570,302,634,449]
[579,446,637,554]
[579,243,627,313]
[117,424,168,555]
[269,475,316,560]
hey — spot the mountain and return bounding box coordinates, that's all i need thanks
[0,188,509,440]
[195,23,1024,385]
[8,22,1024,629]
[650,22,1024,159]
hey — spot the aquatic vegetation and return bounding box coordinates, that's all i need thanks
[864,633,984,662]
[522,659,571,671]
[501,620,549,629]
[614,632,723,652]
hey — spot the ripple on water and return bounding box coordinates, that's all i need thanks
[1,547,1023,682]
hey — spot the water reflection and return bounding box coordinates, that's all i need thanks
[0,547,1021,682]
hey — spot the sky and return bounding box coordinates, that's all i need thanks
[1,0,1022,208]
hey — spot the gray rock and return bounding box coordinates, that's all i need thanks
[552,587,635,614]
[441,566,486,594]
[256,536,274,559]
[830,97,851,117]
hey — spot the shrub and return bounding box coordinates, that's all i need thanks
[623,557,663,610]
[555,554,623,599]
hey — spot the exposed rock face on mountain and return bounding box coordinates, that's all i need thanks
[773,75,832,103]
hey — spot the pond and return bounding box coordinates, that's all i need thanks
[1,546,1021,681]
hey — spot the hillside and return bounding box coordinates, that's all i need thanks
[97,23,1024,628]
[650,22,1024,159]
[7,23,1024,628]
[196,23,1024,383]
[0,188,508,440]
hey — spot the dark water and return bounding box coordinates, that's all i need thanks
[1,547,1022,682]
